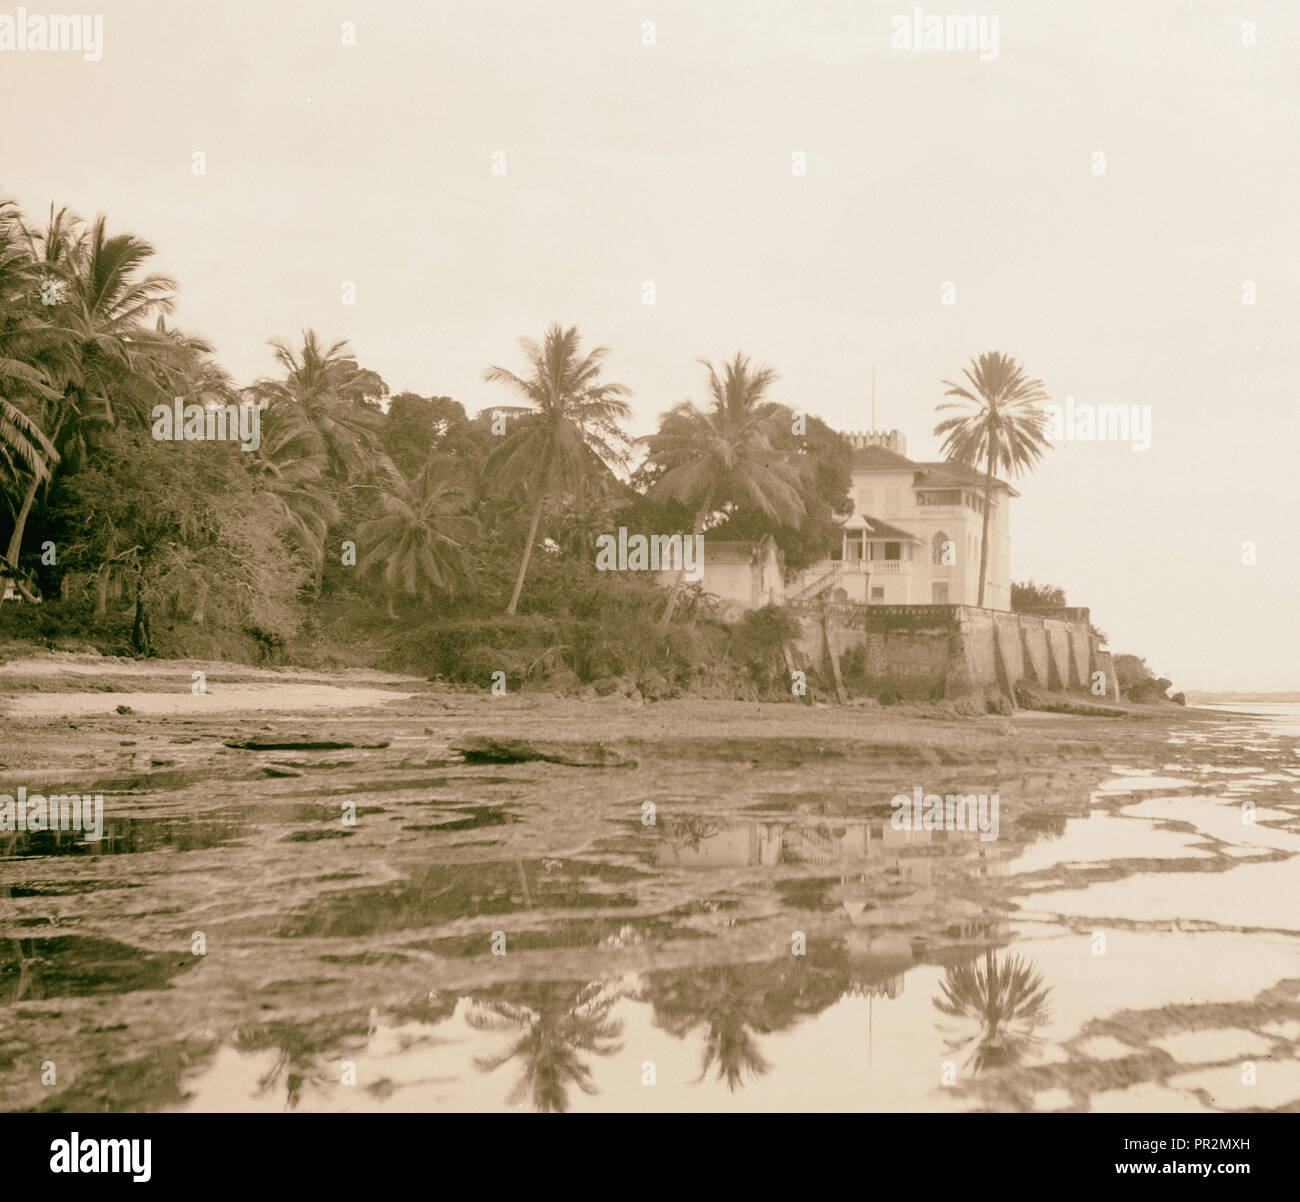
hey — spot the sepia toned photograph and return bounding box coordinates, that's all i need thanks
[1,0,1297,1176]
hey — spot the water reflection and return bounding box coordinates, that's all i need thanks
[278,858,644,937]
[933,950,1052,1072]
[231,1013,374,1111]
[1,936,194,1003]
[110,931,1300,1115]
[0,814,250,858]
[655,816,1003,871]
[467,981,625,1113]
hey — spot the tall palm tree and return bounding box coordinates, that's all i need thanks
[0,200,62,538]
[4,210,177,571]
[249,418,341,580]
[483,323,631,616]
[640,352,804,633]
[356,458,476,617]
[247,330,384,479]
[466,981,624,1113]
[933,949,1052,1073]
[933,352,1051,607]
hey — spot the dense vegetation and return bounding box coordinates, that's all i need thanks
[0,198,851,697]
[1,197,1179,704]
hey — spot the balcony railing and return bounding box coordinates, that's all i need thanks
[811,558,868,574]
[823,558,910,575]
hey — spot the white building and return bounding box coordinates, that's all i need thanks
[658,535,784,621]
[789,430,1015,610]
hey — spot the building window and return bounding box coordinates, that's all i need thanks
[884,541,901,561]
[871,587,885,601]
[932,531,950,565]
[843,530,864,560]
[932,582,949,603]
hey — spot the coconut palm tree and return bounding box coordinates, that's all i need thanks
[249,418,341,580]
[483,323,632,616]
[4,211,178,572]
[356,458,476,617]
[640,352,804,633]
[0,336,60,495]
[247,330,384,480]
[933,950,1052,1072]
[933,352,1051,607]
[0,200,62,527]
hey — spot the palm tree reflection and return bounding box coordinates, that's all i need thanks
[933,950,1051,1072]
[650,957,845,1093]
[689,975,772,1091]
[467,980,624,1113]
[231,1012,371,1111]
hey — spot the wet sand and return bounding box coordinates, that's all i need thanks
[1,651,1298,1112]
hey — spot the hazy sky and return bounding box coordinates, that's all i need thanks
[3,0,1298,690]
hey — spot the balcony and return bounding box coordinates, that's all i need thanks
[824,558,911,575]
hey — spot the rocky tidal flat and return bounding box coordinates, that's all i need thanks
[2,654,1299,1113]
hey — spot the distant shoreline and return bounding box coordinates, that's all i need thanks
[1186,692,1300,704]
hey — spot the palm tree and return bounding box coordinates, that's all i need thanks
[466,981,625,1113]
[249,418,341,581]
[483,323,631,616]
[247,330,384,479]
[932,950,1052,1072]
[356,458,476,617]
[640,352,804,633]
[933,352,1050,607]
[0,201,62,548]
[4,210,178,572]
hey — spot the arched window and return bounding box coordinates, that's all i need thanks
[932,531,950,566]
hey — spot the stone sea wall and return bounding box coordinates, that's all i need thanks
[790,602,1119,704]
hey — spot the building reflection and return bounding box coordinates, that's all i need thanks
[656,816,1013,879]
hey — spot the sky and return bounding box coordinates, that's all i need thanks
[2,0,1298,690]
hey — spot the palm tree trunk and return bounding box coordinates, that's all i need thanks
[131,572,151,657]
[655,492,713,635]
[4,476,39,570]
[977,442,995,609]
[94,563,111,616]
[4,408,65,570]
[505,465,549,617]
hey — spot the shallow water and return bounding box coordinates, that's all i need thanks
[3,688,1299,1113]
